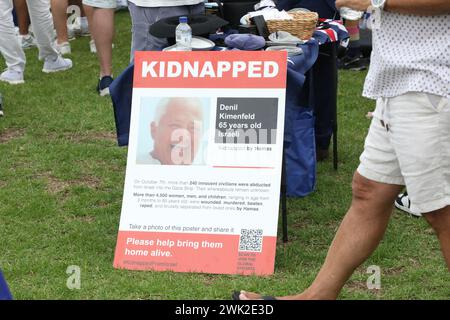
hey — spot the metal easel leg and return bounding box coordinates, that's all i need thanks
[281,146,288,243]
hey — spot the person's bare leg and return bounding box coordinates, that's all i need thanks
[240,172,403,300]
[83,5,113,76]
[82,3,93,27]
[423,206,450,270]
[13,0,30,36]
[69,0,82,7]
[50,0,69,44]
[75,0,86,16]
[83,4,93,43]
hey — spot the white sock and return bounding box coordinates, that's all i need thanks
[80,16,88,29]
[20,33,32,39]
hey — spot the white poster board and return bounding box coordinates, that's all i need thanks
[114,51,287,275]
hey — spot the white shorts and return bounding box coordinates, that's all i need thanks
[357,92,450,214]
[82,0,117,8]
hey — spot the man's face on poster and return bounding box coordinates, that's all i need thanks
[151,99,203,165]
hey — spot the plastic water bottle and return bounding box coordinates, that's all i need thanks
[176,16,192,51]
[359,12,372,30]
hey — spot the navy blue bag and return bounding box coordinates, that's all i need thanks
[283,41,319,197]
[110,63,134,147]
[284,107,316,197]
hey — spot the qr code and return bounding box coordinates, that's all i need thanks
[239,229,263,252]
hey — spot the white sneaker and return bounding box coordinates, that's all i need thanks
[19,34,36,50]
[89,39,97,54]
[0,69,24,84]
[42,55,73,73]
[55,41,71,55]
[394,193,422,217]
[116,0,128,10]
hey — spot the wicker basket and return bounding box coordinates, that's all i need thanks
[266,11,318,41]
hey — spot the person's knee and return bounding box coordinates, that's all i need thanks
[423,206,450,235]
[351,172,377,202]
[351,172,402,209]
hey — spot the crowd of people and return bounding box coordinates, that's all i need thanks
[0,1,372,93]
[0,0,448,300]
[0,0,206,96]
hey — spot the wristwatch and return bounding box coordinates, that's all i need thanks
[371,0,386,10]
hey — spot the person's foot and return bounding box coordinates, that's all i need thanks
[42,56,73,73]
[0,69,24,85]
[233,290,314,300]
[19,34,36,50]
[55,41,71,56]
[89,39,97,54]
[233,291,278,300]
[97,76,114,96]
[394,192,422,217]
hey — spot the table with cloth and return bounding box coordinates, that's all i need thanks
[110,40,318,192]
[109,21,347,199]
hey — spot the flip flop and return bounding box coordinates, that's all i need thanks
[232,291,277,300]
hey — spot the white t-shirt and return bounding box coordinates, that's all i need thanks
[363,12,450,99]
[128,0,204,7]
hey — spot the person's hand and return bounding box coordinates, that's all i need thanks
[335,0,371,11]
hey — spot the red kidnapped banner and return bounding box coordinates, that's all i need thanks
[133,51,288,89]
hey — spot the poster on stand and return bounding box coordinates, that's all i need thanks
[113,51,287,275]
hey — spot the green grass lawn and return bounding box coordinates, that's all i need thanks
[0,11,449,300]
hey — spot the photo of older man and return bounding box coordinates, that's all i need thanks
[137,97,206,166]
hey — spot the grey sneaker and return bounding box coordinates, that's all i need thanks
[395,192,422,217]
[42,55,73,73]
[0,69,24,84]
[19,34,36,49]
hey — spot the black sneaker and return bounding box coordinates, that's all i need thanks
[0,94,4,117]
[97,76,114,96]
[394,192,422,218]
